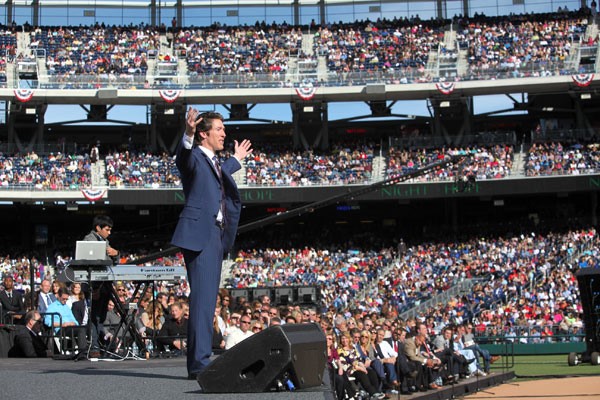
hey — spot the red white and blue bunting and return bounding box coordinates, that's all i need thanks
[572,74,594,87]
[295,82,317,100]
[435,82,455,95]
[158,89,181,103]
[81,189,106,202]
[14,89,35,103]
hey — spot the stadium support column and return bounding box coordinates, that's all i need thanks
[176,0,183,29]
[7,102,46,153]
[6,0,12,25]
[292,101,328,150]
[151,103,186,153]
[573,94,595,137]
[436,0,443,19]
[34,104,47,153]
[428,96,473,145]
[150,0,157,27]
[294,0,300,26]
[319,0,326,26]
[32,0,39,26]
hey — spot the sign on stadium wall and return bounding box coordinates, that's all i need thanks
[102,175,600,205]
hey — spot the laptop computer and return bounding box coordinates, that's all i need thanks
[75,241,108,261]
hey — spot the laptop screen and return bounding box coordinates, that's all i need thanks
[75,241,109,260]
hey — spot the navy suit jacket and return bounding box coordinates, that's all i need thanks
[171,137,242,252]
[37,292,56,314]
[0,290,25,322]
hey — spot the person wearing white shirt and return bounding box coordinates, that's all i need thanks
[224,315,254,350]
[374,328,400,388]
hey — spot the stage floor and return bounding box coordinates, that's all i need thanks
[0,356,514,400]
[0,356,334,400]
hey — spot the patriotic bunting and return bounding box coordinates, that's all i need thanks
[81,189,106,202]
[295,82,317,100]
[572,74,594,87]
[14,89,35,102]
[158,89,181,103]
[435,82,455,95]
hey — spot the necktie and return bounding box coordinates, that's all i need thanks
[7,291,12,299]
[212,155,226,223]
[212,155,222,179]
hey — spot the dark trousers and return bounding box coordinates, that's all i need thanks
[183,225,224,374]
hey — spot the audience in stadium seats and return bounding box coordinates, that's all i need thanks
[104,150,180,188]
[245,142,374,186]
[525,142,600,176]
[0,151,92,189]
[31,26,159,88]
[386,145,514,181]
[314,18,445,84]
[456,10,590,80]
[176,24,301,84]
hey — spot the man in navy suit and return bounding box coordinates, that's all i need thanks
[0,276,25,324]
[37,279,56,314]
[171,107,252,379]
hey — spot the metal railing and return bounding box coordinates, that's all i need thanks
[0,56,582,90]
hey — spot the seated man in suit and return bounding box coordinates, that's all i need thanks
[0,275,25,324]
[9,310,50,357]
[37,279,56,314]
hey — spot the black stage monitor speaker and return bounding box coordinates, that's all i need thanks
[575,268,600,355]
[197,323,326,393]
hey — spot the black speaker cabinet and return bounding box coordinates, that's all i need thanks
[575,268,600,356]
[197,323,326,393]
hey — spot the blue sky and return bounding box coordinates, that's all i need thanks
[43,94,520,126]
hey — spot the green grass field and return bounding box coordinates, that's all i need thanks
[502,355,600,379]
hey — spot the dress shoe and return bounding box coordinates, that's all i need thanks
[88,350,101,358]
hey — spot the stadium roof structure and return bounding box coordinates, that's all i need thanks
[1,0,581,26]
[0,75,589,105]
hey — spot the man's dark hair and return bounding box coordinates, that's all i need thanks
[92,215,113,230]
[57,287,70,298]
[195,111,224,136]
[24,310,39,325]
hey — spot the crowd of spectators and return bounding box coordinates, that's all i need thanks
[386,144,514,181]
[0,151,92,189]
[314,19,445,83]
[0,9,595,89]
[104,150,181,188]
[225,228,596,331]
[244,142,374,186]
[173,23,302,83]
[525,141,600,176]
[456,10,591,80]
[29,25,160,88]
